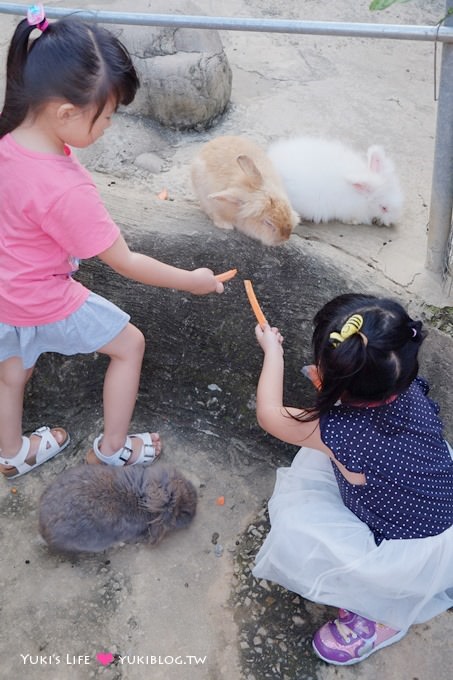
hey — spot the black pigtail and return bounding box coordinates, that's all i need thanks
[0,19,40,137]
[316,334,368,411]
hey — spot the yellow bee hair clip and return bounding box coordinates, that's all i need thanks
[329,314,367,348]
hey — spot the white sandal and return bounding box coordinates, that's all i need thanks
[90,432,160,466]
[0,426,70,479]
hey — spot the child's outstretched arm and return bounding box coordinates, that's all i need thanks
[98,235,223,295]
[255,324,329,452]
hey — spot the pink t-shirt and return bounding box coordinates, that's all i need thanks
[0,134,120,326]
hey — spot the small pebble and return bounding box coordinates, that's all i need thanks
[208,384,222,392]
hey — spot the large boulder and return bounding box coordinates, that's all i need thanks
[115,22,232,130]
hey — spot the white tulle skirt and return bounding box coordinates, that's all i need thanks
[253,446,453,631]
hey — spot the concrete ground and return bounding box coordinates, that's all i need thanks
[1,1,453,680]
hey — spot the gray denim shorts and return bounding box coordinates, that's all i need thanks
[0,292,130,369]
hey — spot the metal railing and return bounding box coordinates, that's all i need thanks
[0,3,453,39]
[1,2,452,282]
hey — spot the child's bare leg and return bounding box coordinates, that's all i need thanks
[0,357,66,473]
[96,323,161,463]
[0,357,29,458]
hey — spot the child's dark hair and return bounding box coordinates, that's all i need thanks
[0,17,139,137]
[300,293,426,421]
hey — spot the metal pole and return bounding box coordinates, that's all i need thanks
[426,1,453,275]
[0,3,453,42]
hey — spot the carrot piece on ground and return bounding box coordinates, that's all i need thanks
[216,496,225,505]
[244,280,268,328]
[215,268,238,282]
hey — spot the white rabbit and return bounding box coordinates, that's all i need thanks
[191,136,299,246]
[267,136,404,226]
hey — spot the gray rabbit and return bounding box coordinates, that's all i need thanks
[39,463,197,553]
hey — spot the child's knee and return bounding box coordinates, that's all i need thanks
[128,325,146,356]
[0,357,29,388]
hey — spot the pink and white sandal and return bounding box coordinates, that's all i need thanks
[0,426,70,479]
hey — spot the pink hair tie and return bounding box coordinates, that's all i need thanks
[27,4,49,32]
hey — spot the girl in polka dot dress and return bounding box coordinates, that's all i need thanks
[252,293,453,666]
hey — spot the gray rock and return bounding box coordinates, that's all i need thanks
[134,152,164,173]
[115,23,232,129]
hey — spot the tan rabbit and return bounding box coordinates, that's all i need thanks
[190,136,299,246]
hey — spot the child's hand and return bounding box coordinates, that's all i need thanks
[188,268,224,295]
[255,324,284,355]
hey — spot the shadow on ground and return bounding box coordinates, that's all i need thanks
[2,229,452,680]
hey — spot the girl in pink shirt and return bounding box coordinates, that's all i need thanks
[0,8,224,478]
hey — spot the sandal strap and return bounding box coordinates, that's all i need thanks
[32,426,63,464]
[0,436,30,467]
[93,435,133,466]
[130,432,157,464]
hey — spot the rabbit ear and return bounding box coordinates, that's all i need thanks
[367,145,388,174]
[208,189,245,206]
[349,172,381,194]
[349,179,374,194]
[147,518,168,545]
[236,154,263,188]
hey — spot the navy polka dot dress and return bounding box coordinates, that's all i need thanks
[320,377,453,545]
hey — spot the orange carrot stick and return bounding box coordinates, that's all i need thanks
[215,268,238,283]
[301,365,322,391]
[244,280,268,328]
